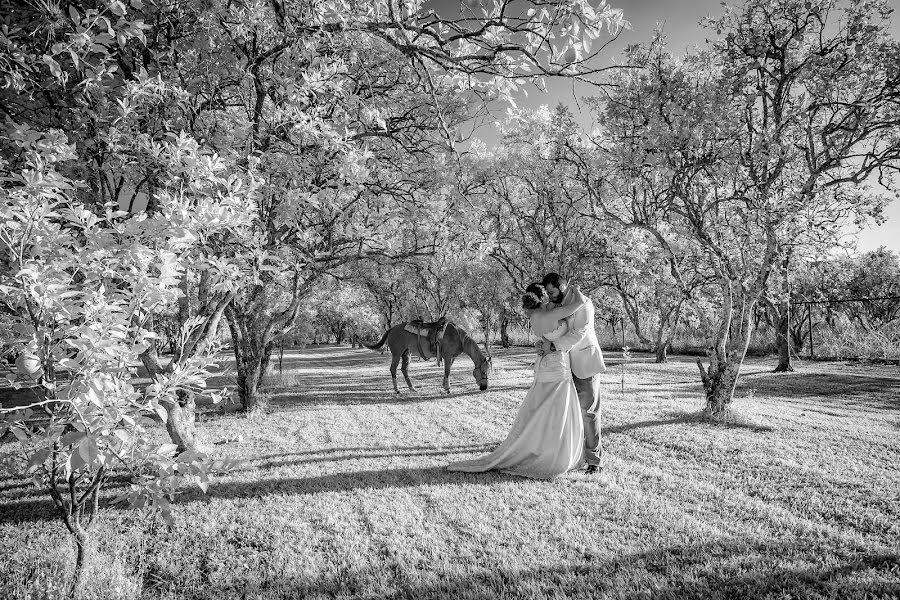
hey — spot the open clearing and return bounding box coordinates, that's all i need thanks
[2,347,899,599]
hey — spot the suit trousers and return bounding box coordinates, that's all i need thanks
[572,373,602,466]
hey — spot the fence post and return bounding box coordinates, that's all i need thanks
[807,306,814,359]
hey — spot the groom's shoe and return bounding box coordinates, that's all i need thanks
[585,464,601,476]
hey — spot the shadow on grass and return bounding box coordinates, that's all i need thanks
[181,465,522,505]
[0,472,137,525]
[605,410,775,435]
[241,443,499,471]
[264,380,524,408]
[0,445,505,525]
[738,371,900,412]
[142,543,900,600]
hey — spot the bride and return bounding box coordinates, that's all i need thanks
[447,282,587,479]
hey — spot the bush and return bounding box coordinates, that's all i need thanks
[815,320,900,361]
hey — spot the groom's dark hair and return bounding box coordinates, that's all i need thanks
[542,272,565,288]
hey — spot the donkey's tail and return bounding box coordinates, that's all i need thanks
[364,328,391,351]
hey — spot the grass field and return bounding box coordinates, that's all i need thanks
[2,346,899,599]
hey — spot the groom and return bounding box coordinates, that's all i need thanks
[537,273,606,474]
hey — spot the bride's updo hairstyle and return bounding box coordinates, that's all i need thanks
[522,283,545,310]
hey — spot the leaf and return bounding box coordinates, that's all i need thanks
[42,55,62,79]
[59,430,86,447]
[69,449,87,472]
[77,437,100,465]
[156,443,179,456]
[59,358,81,371]
[26,448,51,472]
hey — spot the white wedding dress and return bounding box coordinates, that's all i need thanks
[447,319,584,479]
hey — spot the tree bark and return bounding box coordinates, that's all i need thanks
[52,468,103,600]
[70,524,90,599]
[653,303,683,363]
[773,307,794,372]
[226,273,314,409]
[239,360,265,410]
[500,316,510,348]
[698,285,756,415]
[163,391,196,453]
[232,337,266,411]
[773,253,794,372]
[138,279,232,451]
[700,355,741,414]
[228,311,275,411]
[655,342,669,363]
[619,291,652,349]
[139,345,197,452]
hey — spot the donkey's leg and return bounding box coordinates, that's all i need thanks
[442,355,455,394]
[401,351,416,392]
[389,352,401,394]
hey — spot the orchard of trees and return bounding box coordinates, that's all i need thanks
[1,0,898,595]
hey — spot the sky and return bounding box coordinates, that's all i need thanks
[435,0,900,255]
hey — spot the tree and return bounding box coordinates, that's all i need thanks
[603,230,711,362]
[0,130,236,598]
[310,281,381,345]
[133,134,258,450]
[0,1,260,451]
[353,260,418,331]
[470,105,612,291]
[459,260,516,353]
[0,1,178,209]
[838,247,900,329]
[582,0,899,414]
[161,0,629,411]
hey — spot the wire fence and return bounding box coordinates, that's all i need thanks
[789,295,900,360]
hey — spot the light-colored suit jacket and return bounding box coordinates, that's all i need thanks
[553,288,606,379]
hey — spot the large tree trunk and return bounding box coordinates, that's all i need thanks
[228,312,276,411]
[653,304,682,364]
[233,340,266,411]
[698,287,755,415]
[226,274,314,410]
[163,391,196,453]
[700,356,742,414]
[138,273,232,451]
[773,306,794,372]
[655,343,669,363]
[620,292,652,349]
[139,346,198,452]
[500,316,510,348]
[773,254,794,372]
[790,314,806,355]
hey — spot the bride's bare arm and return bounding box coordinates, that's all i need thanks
[544,287,587,321]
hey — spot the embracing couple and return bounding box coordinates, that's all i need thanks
[448,273,605,479]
